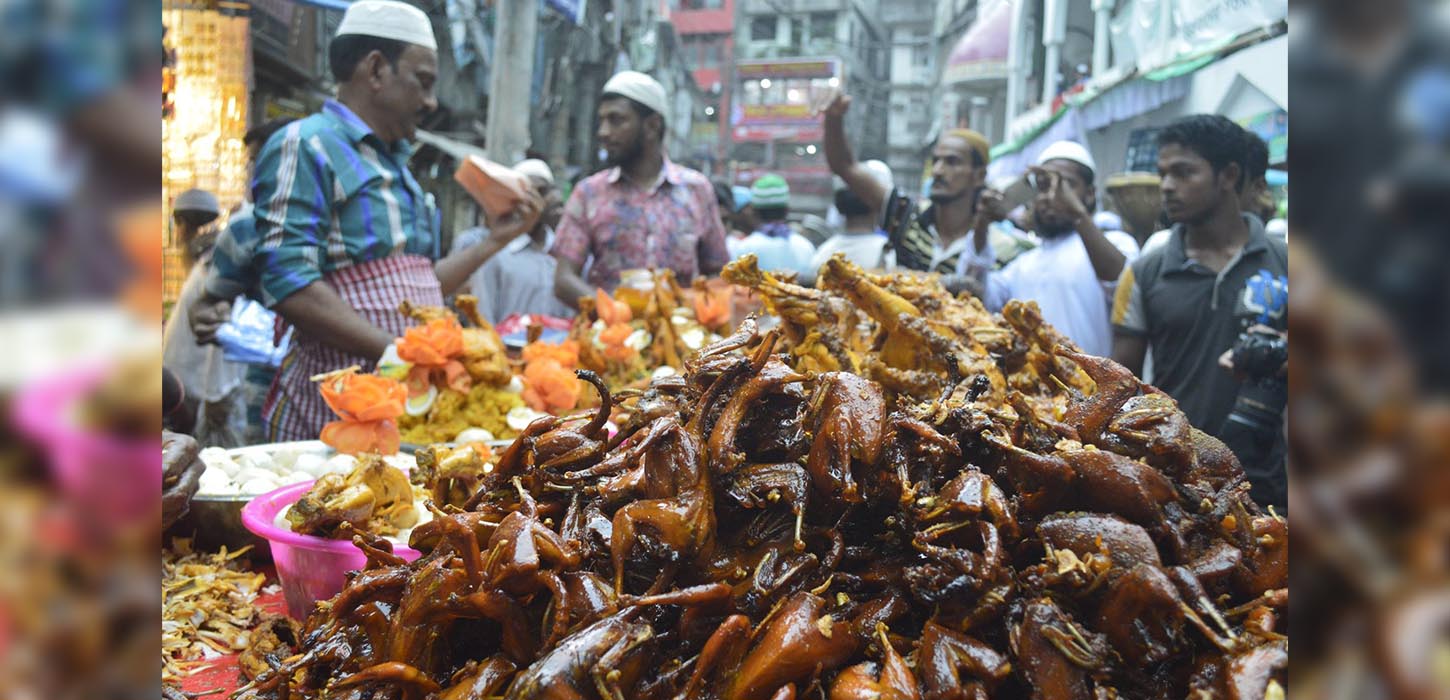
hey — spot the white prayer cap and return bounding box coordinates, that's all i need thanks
[1035,140,1097,177]
[601,71,669,121]
[513,158,555,186]
[862,159,894,189]
[336,1,437,51]
[832,159,894,191]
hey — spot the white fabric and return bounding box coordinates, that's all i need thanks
[514,158,554,185]
[163,261,248,446]
[728,232,817,282]
[452,226,572,323]
[1035,140,1097,175]
[336,0,437,50]
[602,71,669,120]
[810,233,894,276]
[834,159,894,191]
[963,228,1141,357]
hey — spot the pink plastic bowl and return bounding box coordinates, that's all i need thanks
[12,366,161,526]
[241,481,423,619]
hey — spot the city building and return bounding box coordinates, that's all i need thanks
[731,0,891,215]
[881,0,935,195]
[669,0,737,173]
[989,0,1288,185]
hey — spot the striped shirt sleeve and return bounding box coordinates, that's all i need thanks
[1111,262,1148,336]
[252,123,334,307]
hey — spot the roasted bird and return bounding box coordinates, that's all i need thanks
[285,455,419,538]
[237,277,1287,700]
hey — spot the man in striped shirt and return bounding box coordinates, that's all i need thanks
[249,0,538,441]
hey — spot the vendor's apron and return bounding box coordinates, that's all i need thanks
[262,255,443,442]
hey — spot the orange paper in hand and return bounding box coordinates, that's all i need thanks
[455,155,534,220]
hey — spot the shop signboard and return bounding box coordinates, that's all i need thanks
[736,58,839,81]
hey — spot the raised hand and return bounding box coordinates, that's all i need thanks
[810,87,852,119]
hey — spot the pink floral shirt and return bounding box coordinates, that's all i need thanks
[551,158,729,291]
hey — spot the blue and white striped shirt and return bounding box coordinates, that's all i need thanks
[251,99,439,306]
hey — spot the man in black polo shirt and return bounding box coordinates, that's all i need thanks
[1111,115,1288,507]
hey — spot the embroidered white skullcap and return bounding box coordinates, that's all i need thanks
[1035,140,1097,177]
[601,71,669,121]
[513,159,555,186]
[336,1,437,51]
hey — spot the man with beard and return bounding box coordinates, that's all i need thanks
[961,141,1139,357]
[816,89,999,276]
[552,71,729,305]
[247,0,540,441]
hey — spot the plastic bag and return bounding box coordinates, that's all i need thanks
[217,296,292,367]
[455,154,533,220]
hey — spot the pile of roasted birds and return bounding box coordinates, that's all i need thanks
[234,255,1288,700]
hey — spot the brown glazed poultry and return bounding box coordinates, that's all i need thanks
[234,268,1287,700]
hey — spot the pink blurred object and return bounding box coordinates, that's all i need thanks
[241,481,423,619]
[494,312,573,336]
[11,366,161,525]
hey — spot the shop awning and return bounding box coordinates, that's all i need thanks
[942,0,1012,85]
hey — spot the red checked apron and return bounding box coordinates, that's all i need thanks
[262,255,443,442]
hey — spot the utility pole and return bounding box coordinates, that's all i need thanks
[486,0,538,164]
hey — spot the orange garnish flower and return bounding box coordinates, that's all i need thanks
[320,419,401,456]
[319,370,407,422]
[693,286,732,329]
[397,317,472,397]
[595,289,632,325]
[522,339,580,369]
[521,358,581,413]
[398,317,466,366]
[598,322,632,347]
[316,369,406,455]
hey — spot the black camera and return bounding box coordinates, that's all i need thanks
[1220,270,1288,509]
[1230,328,1288,382]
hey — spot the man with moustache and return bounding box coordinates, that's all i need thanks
[816,88,1000,277]
[552,71,729,305]
[249,0,539,441]
[960,141,1140,357]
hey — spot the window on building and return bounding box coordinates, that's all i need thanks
[750,16,776,42]
[809,12,836,43]
[910,40,933,68]
[679,0,723,8]
[788,17,803,52]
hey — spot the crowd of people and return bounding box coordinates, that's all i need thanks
[163,0,1288,509]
